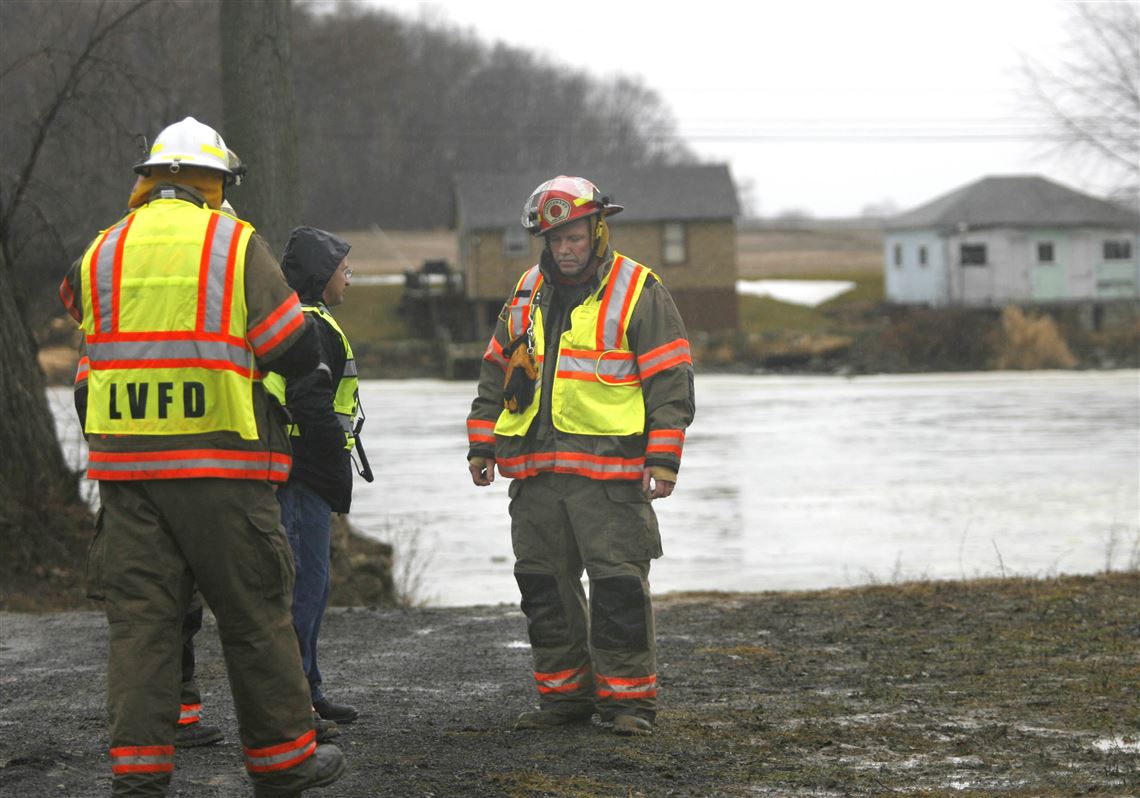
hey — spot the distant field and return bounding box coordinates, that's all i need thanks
[337,225,885,279]
[334,225,887,342]
[334,228,457,274]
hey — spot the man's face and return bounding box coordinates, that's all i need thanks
[546,218,592,277]
[322,257,351,306]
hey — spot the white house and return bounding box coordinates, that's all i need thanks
[883,175,1139,307]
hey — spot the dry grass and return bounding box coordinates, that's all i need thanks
[993,306,1079,369]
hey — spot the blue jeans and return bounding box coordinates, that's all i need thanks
[277,481,332,703]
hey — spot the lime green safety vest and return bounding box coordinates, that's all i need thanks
[264,304,359,450]
[494,253,652,439]
[78,199,259,440]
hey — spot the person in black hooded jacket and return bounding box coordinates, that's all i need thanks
[265,226,362,725]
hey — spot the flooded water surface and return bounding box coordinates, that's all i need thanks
[51,370,1139,607]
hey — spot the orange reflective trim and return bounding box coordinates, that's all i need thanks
[75,357,90,385]
[110,744,174,774]
[195,213,221,331]
[646,429,685,458]
[87,357,255,380]
[244,729,317,774]
[59,277,80,323]
[595,672,657,700]
[178,703,202,725]
[218,218,243,335]
[87,449,292,482]
[249,293,304,357]
[496,451,644,480]
[535,665,588,694]
[467,418,496,445]
[483,336,508,369]
[638,339,692,380]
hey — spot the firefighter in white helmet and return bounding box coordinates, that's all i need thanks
[466,175,696,736]
[61,116,346,795]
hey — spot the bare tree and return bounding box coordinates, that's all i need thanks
[1024,3,1140,202]
[0,0,156,604]
[220,0,302,255]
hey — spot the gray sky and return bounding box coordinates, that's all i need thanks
[367,0,1117,218]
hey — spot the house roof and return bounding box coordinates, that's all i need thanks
[453,164,739,231]
[886,175,1140,231]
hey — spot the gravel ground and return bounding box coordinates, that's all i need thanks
[1,572,1137,797]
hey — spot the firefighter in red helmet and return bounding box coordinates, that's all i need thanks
[466,175,695,736]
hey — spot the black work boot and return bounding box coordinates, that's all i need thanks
[612,713,653,736]
[252,744,346,798]
[175,721,224,747]
[314,712,339,743]
[514,707,593,730]
[313,697,358,724]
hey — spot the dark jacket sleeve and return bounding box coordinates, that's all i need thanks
[287,319,345,458]
[628,277,696,474]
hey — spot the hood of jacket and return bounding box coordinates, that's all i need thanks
[281,226,351,303]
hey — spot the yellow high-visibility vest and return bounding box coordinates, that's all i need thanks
[495,253,652,438]
[264,304,360,450]
[78,199,259,440]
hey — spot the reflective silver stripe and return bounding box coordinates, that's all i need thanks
[336,413,354,432]
[86,338,252,370]
[537,669,584,689]
[245,735,316,771]
[202,215,240,333]
[94,220,131,334]
[343,359,358,377]
[249,299,303,353]
[499,453,643,477]
[91,456,290,475]
[179,705,201,723]
[601,257,637,351]
[112,751,173,767]
[639,341,691,374]
[509,266,541,337]
[559,353,637,380]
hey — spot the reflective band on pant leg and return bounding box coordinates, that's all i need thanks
[515,571,570,648]
[590,574,649,651]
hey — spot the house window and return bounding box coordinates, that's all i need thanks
[663,222,686,264]
[503,226,529,258]
[960,244,987,266]
[918,245,928,267]
[1103,239,1133,260]
[1037,242,1054,263]
[893,244,903,268]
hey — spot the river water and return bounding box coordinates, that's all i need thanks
[49,370,1139,607]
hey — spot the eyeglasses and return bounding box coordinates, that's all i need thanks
[344,268,353,278]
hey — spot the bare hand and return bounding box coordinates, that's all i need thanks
[642,468,675,500]
[469,458,496,487]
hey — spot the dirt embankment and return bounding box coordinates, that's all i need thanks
[2,572,1137,797]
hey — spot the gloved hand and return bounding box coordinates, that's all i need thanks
[502,334,537,413]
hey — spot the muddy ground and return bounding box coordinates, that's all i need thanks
[1,572,1137,797]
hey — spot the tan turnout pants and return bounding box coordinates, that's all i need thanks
[91,478,319,797]
[508,472,662,721]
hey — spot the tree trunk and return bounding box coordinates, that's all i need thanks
[0,250,76,503]
[219,0,302,256]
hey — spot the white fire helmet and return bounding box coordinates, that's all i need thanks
[134,117,236,182]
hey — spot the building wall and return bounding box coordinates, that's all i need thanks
[884,231,948,305]
[885,226,1139,306]
[460,219,739,331]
